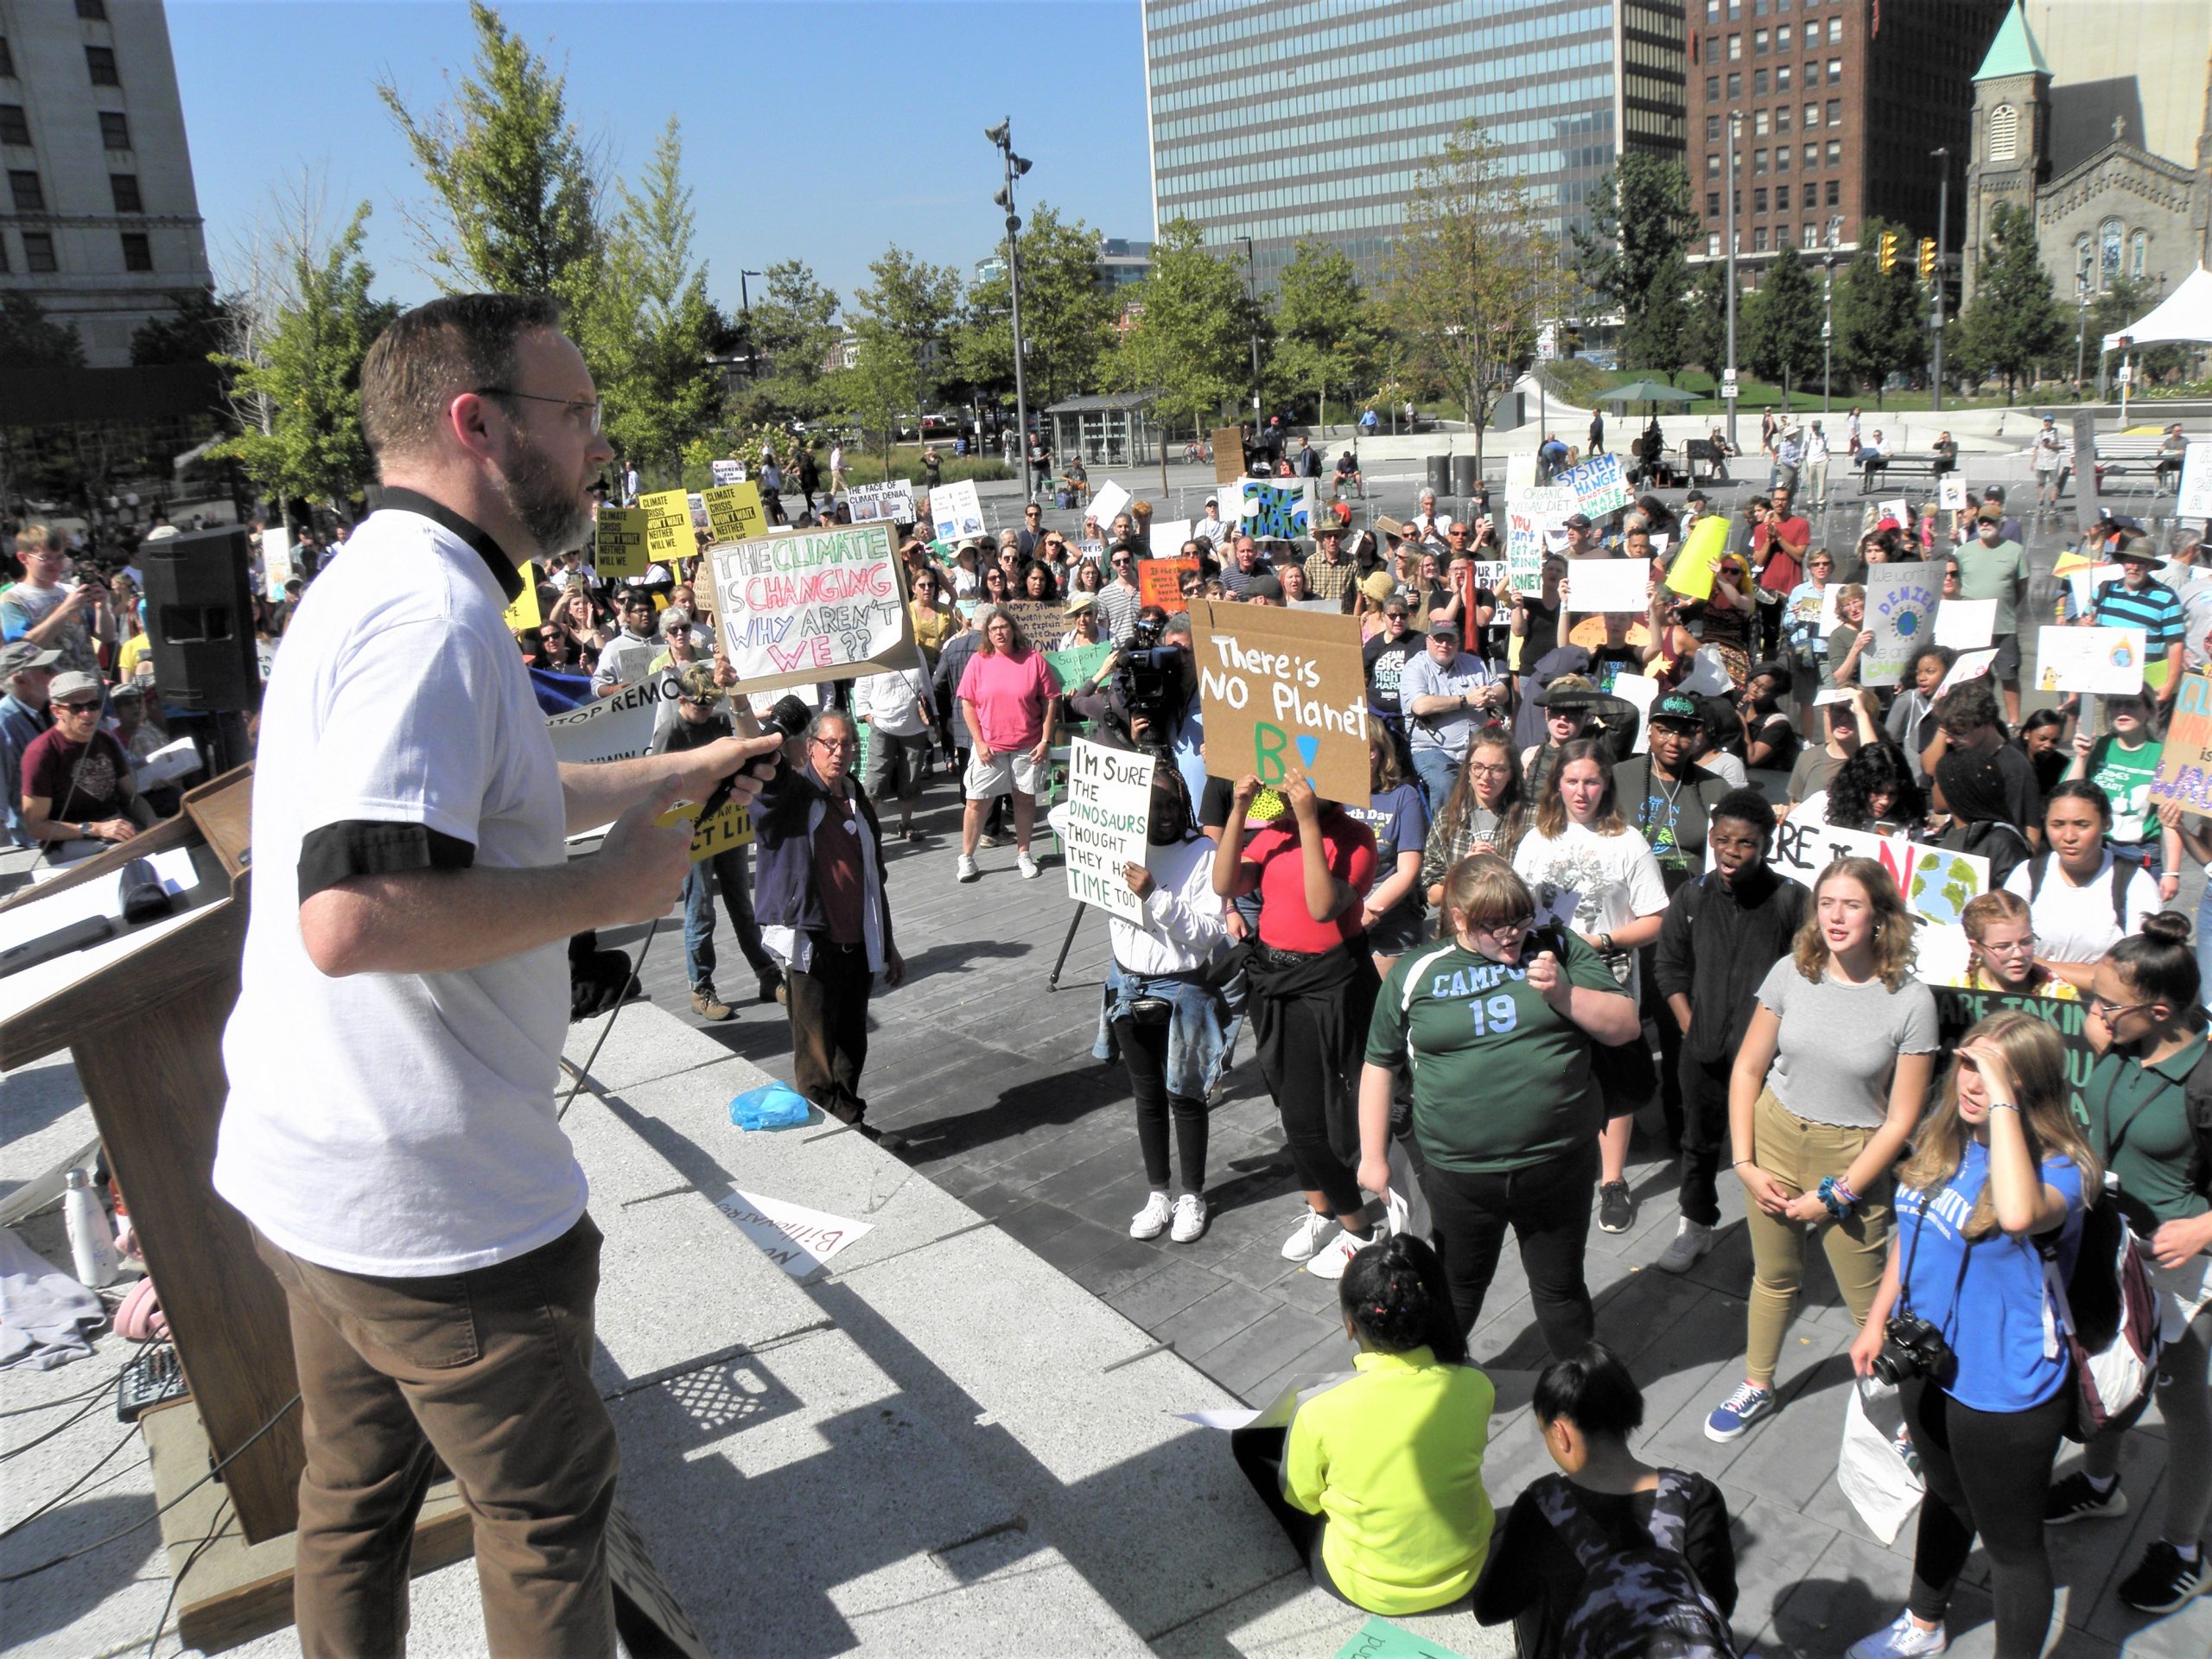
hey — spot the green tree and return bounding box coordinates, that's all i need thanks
[1270,239,1383,431]
[1835,217,1924,404]
[1951,203,2065,402]
[0,293,86,370]
[727,259,841,429]
[378,1,601,306]
[829,332,915,480]
[1382,124,1567,466]
[1573,156,1697,378]
[952,203,1114,414]
[1742,249,1822,402]
[1681,261,1732,379]
[212,201,397,523]
[130,289,232,368]
[847,245,963,434]
[578,118,718,477]
[1104,217,1249,493]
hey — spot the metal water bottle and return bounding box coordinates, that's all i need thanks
[62,1169,118,1288]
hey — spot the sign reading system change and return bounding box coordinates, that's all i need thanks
[1192,600,1368,804]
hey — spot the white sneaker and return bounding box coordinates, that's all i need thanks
[1846,1612,1947,1659]
[1017,852,1041,880]
[956,855,980,883]
[1281,1208,1335,1262]
[1129,1191,1173,1240]
[1656,1217,1717,1274]
[1171,1193,1208,1243]
[1306,1227,1377,1281]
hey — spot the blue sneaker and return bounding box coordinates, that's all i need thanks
[1846,1612,1947,1659]
[1703,1381,1776,1442]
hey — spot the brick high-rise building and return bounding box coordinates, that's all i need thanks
[1685,0,2008,271]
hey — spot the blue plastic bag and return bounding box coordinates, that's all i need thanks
[728,1083,815,1130]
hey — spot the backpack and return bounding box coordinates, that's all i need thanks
[1945,817,2031,888]
[1532,1471,1738,1659]
[2025,849,2133,932]
[2041,1186,2162,1444]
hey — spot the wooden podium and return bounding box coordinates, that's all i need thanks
[0,766,308,1544]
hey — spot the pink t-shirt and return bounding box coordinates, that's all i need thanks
[957,648,1060,752]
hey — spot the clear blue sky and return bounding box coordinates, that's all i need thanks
[168,1,1154,317]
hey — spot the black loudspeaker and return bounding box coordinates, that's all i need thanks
[141,525,260,714]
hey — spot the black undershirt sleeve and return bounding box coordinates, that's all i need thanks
[297,820,475,904]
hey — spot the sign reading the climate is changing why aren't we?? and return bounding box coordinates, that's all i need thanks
[707,520,913,696]
[1192,600,1369,804]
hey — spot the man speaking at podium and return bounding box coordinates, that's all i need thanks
[213,295,781,1656]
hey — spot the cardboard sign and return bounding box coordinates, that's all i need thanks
[1138,557,1197,613]
[1935,647,1998,695]
[1192,600,1368,803]
[1559,452,1631,518]
[2152,670,2212,819]
[1878,497,1910,527]
[594,507,649,577]
[701,481,765,544]
[2180,442,2212,521]
[1862,563,1939,686]
[638,488,692,563]
[1236,478,1315,542]
[1001,599,1068,644]
[928,480,985,541]
[1148,518,1192,558]
[845,480,915,524]
[260,527,294,602]
[710,457,746,487]
[1088,479,1132,533]
[2036,625,2145,696]
[708,521,914,694]
[1508,486,1577,594]
[503,562,543,632]
[1932,598,1995,651]
[1061,739,1154,923]
[1211,426,1247,486]
[1663,514,1731,601]
[1938,474,1968,511]
[1933,984,2098,1126]
[1561,558,1649,614]
[1758,822,1986,985]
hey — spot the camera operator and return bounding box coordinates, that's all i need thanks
[1846,1015,2095,1659]
[1071,607,1206,805]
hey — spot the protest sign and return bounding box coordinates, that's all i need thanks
[547,671,675,766]
[2152,670,2212,819]
[1933,985,2098,1125]
[2066,563,2123,619]
[260,528,293,603]
[708,521,913,694]
[1149,518,1192,558]
[637,488,692,563]
[594,506,649,577]
[1878,497,1910,527]
[1138,557,1197,613]
[1663,514,1731,601]
[715,1190,871,1278]
[1935,647,1998,695]
[1001,599,1068,643]
[1758,821,1986,984]
[1211,427,1246,486]
[1505,452,1538,497]
[1046,641,1113,693]
[928,480,985,541]
[1612,671,1661,753]
[710,458,746,487]
[2181,442,2212,521]
[1932,598,1995,651]
[1507,486,1577,594]
[654,797,754,860]
[1192,600,1368,803]
[1061,739,1154,923]
[701,481,765,544]
[1236,478,1315,541]
[1561,558,1649,614]
[2035,625,2145,696]
[846,480,915,524]
[1862,562,1939,687]
[503,563,542,632]
[1938,474,1967,511]
[1088,479,1132,532]
[1558,452,1631,518]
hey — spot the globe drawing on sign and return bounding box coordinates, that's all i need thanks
[1896,607,1921,639]
[2112,639,2136,670]
[1908,850,1980,929]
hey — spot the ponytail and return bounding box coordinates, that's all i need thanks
[1338,1233,1465,1365]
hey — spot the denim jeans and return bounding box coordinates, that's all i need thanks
[683,846,772,989]
[1410,747,1459,818]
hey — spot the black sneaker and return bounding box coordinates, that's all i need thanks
[2044,1471,2126,1526]
[1597,1179,1635,1234]
[2115,1540,2210,1614]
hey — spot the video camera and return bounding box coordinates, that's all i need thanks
[1111,614,1185,752]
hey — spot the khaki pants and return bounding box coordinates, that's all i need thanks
[1742,1088,1893,1387]
[254,1217,620,1658]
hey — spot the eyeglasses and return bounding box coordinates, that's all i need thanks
[1466,762,1511,777]
[471,387,604,434]
[811,736,858,752]
[1977,934,2040,954]
[2088,995,2156,1020]
[54,699,100,713]
[1473,914,1535,935]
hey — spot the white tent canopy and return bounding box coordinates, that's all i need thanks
[2102,265,2212,352]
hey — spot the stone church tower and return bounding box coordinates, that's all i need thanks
[1963,3,2054,308]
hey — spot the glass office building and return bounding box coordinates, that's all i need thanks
[1142,0,1686,287]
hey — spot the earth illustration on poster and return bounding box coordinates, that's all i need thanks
[1908,849,1980,929]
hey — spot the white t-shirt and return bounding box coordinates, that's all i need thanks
[2003,850,2163,968]
[213,508,579,1276]
[855,665,931,737]
[1513,821,1669,998]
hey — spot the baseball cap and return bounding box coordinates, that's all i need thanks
[0,641,61,677]
[1427,619,1460,639]
[1563,512,1594,531]
[1649,693,1702,728]
[1204,495,1217,506]
[48,670,102,702]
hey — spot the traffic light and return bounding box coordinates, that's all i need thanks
[1917,238,1938,279]
[1878,232,1900,274]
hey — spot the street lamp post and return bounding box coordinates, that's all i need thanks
[1821,216,1840,414]
[739,269,761,384]
[1724,111,1741,450]
[1236,234,1262,421]
[1930,146,1949,413]
[985,120,1033,499]
[2075,276,2089,391]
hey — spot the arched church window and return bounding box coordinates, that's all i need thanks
[1988,104,2018,162]
[2130,232,2148,278]
[2100,219,2123,288]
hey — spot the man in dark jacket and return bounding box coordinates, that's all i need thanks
[1651,788,1808,1273]
[752,706,906,1141]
